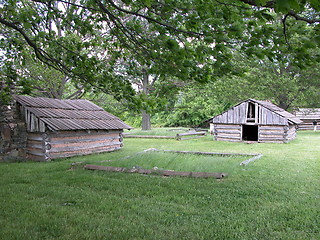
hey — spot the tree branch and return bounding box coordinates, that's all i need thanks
[105,0,204,36]
[288,10,320,24]
[239,0,320,24]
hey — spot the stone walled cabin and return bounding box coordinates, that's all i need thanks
[1,95,132,161]
[209,99,302,143]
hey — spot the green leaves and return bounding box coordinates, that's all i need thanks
[0,0,319,107]
[276,0,302,12]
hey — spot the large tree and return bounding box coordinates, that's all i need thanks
[0,0,319,125]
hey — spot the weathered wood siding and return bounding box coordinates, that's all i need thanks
[292,108,319,130]
[213,102,247,124]
[285,125,297,142]
[214,124,297,143]
[259,107,287,125]
[213,102,288,126]
[213,124,242,142]
[24,108,47,132]
[211,99,299,143]
[27,130,123,161]
[297,119,317,130]
[258,126,285,143]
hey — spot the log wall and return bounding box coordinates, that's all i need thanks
[284,125,297,142]
[258,126,285,143]
[27,129,123,161]
[214,124,297,143]
[297,119,317,130]
[213,124,242,142]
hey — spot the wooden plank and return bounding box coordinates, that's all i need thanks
[179,135,206,141]
[177,131,206,137]
[27,135,45,141]
[124,135,175,139]
[258,137,285,141]
[216,135,241,139]
[215,130,241,134]
[48,130,122,139]
[51,135,120,144]
[27,143,45,149]
[215,125,241,129]
[157,149,257,156]
[259,126,285,130]
[27,149,46,156]
[48,146,122,159]
[215,138,241,142]
[240,154,263,166]
[176,131,207,140]
[255,103,258,123]
[84,164,227,179]
[259,132,284,136]
[48,141,121,153]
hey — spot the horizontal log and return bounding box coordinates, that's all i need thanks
[215,138,241,142]
[48,130,122,139]
[166,128,186,131]
[194,128,209,132]
[259,132,284,136]
[158,149,257,156]
[215,130,241,134]
[258,126,285,130]
[259,140,284,143]
[240,154,263,166]
[48,146,122,159]
[84,164,227,179]
[48,141,121,153]
[124,135,175,139]
[215,135,241,139]
[27,149,45,156]
[178,135,206,141]
[259,137,284,141]
[176,132,206,137]
[214,125,241,129]
[50,135,120,145]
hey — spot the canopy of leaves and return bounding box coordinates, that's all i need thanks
[0,0,319,104]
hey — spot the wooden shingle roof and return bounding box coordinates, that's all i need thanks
[293,108,320,120]
[15,95,132,131]
[252,99,302,124]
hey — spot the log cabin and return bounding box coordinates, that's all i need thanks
[292,108,320,130]
[209,99,302,143]
[5,95,132,161]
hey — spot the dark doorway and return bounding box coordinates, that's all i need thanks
[242,125,258,141]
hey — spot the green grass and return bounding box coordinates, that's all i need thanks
[1,131,320,239]
[99,151,250,173]
[124,127,190,136]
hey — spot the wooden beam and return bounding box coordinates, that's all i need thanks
[124,135,175,139]
[84,164,227,179]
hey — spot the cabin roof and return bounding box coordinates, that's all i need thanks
[210,99,302,124]
[15,95,133,131]
[293,108,320,120]
[252,99,302,124]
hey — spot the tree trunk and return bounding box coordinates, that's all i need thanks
[141,69,151,130]
[141,110,151,130]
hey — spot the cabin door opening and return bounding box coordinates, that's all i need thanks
[242,125,258,141]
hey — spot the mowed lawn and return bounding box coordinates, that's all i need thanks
[0,131,319,239]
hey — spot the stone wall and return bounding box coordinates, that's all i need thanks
[0,101,27,161]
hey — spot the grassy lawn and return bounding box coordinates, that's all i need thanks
[98,150,250,173]
[0,130,319,239]
[124,127,190,136]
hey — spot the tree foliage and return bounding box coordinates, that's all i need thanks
[0,0,319,102]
